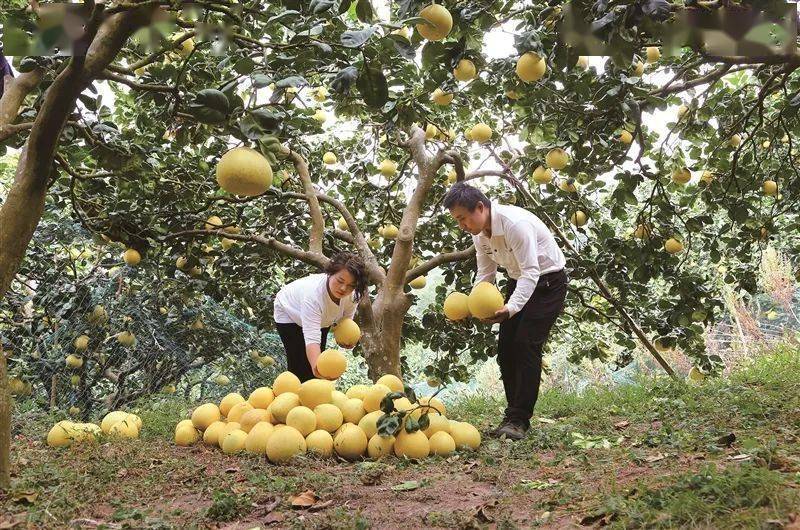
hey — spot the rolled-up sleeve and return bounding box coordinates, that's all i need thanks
[300,295,323,346]
[504,221,541,317]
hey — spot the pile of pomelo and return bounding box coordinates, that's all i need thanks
[47,410,142,447]
[174,350,480,463]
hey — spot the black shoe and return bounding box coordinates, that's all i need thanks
[488,419,511,437]
[497,421,528,441]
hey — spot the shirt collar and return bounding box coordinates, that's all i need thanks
[488,201,504,237]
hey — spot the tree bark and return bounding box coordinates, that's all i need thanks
[357,289,412,379]
[0,348,10,491]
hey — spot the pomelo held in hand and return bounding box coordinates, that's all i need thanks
[468,282,504,319]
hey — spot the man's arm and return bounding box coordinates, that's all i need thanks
[475,240,498,285]
[504,221,541,317]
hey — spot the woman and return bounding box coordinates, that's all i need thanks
[273,252,368,382]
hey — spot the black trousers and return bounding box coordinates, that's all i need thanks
[497,269,568,429]
[275,323,330,383]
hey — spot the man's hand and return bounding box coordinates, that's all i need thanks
[481,305,510,324]
[312,362,323,379]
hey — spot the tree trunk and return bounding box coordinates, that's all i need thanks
[0,347,10,491]
[357,285,412,380]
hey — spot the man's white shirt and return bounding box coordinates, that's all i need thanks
[273,273,357,346]
[472,202,566,317]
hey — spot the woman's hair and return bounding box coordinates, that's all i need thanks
[324,252,368,301]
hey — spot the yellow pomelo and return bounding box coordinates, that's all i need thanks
[239,408,270,433]
[65,354,84,369]
[619,130,633,144]
[453,59,477,82]
[409,276,427,289]
[431,88,453,106]
[123,248,141,266]
[323,151,337,165]
[248,387,274,409]
[367,434,395,459]
[376,374,404,393]
[72,423,101,444]
[671,168,691,184]
[687,366,706,382]
[216,147,273,196]
[576,56,589,69]
[245,421,275,453]
[126,413,142,431]
[273,371,302,395]
[192,403,221,430]
[763,180,778,196]
[334,424,368,460]
[468,282,504,319]
[646,46,661,64]
[227,402,254,424]
[203,421,226,445]
[418,396,446,416]
[286,406,317,437]
[266,426,307,463]
[334,318,361,348]
[664,238,684,254]
[516,52,547,82]
[429,431,456,456]
[325,390,343,409]
[221,429,247,454]
[570,211,588,227]
[218,422,242,447]
[469,123,492,143]
[728,134,742,147]
[378,159,397,177]
[545,148,569,169]
[423,414,451,437]
[363,384,392,413]
[219,392,245,417]
[449,421,481,450]
[381,224,399,239]
[633,61,645,76]
[394,429,430,459]
[221,238,235,250]
[175,424,200,446]
[101,411,130,434]
[444,292,471,320]
[74,335,89,351]
[270,392,300,424]
[317,349,347,379]
[341,398,366,424]
[204,215,223,230]
[109,419,139,439]
[306,430,334,456]
[531,165,553,185]
[337,216,348,231]
[315,403,344,433]
[358,410,384,439]
[345,384,370,400]
[47,422,74,448]
[416,4,452,41]
[393,397,414,413]
[298,379,334,409]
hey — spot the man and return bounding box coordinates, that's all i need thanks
[444,182,568,440]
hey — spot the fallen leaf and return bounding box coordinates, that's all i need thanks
[614,420,630,429]
[728,454,751,461]
[263,512,284,525]
[392,480,422,491]
[11,491,37,505]
[225,467,240,473]
[290,490,318,508]
[537,417,556,424]
[116,468,128,478]
[308,500,334,512]
[645,453,667,463]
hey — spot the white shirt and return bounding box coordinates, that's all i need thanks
[472,202,566,317]
[274,273,357,346]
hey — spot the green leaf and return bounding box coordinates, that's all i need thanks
[391,480,422,491]
[376,413,400,436]
[380,395,396,414]
[355,0,373,22]
[341,26,377,48]
[356,64,388,109]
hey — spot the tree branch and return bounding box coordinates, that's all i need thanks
[0,122,34,143]
[282,147,325,256]
[406,246,475,281]
[99,70,176,92]
[0,68,44,127]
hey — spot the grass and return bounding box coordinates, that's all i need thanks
[2,344,799,528]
